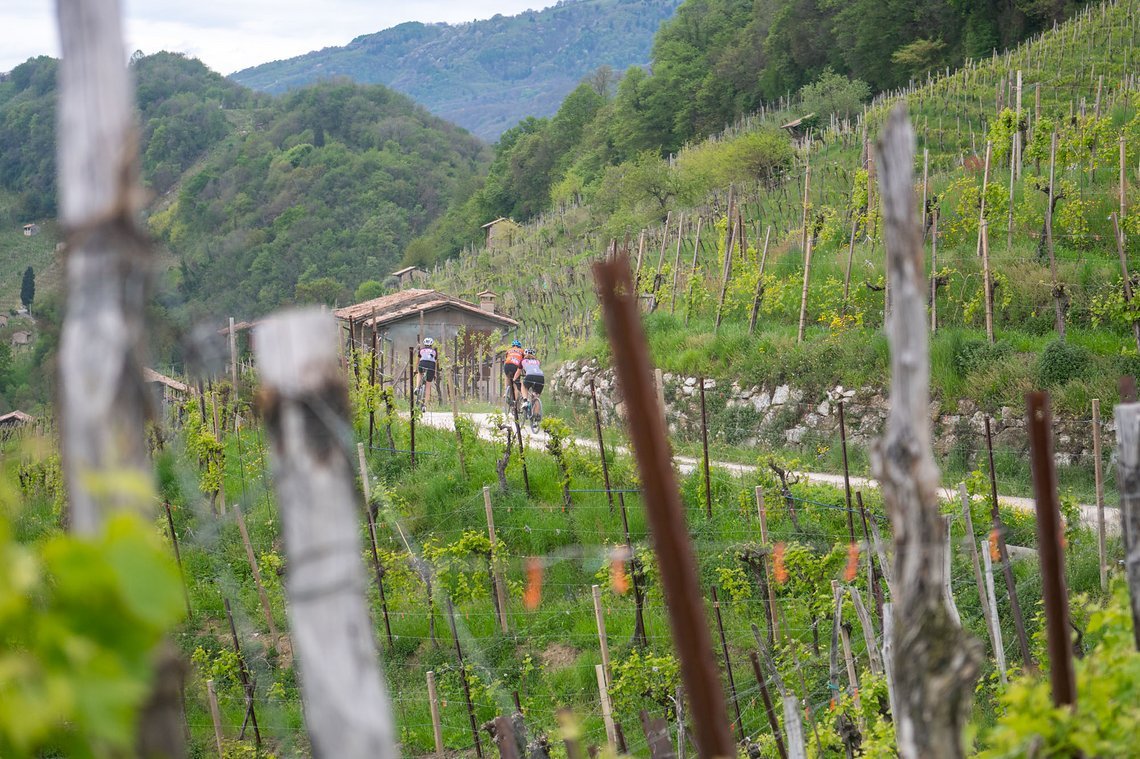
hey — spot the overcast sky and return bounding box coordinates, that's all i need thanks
[2,0,551,75]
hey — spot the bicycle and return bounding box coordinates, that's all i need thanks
[504,377,521,418]
[523,390,542,433]
[413,373,430,413]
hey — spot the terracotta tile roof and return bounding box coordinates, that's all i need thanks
[334,289,517,329]
[0,410,34,425]
[143,368,190,394]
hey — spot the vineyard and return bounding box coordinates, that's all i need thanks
[7,0,1140,758]
[432,0,1140,419]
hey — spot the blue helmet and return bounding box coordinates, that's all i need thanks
[511,339,522,348]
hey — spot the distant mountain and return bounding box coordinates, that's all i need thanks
[230,0,683,140]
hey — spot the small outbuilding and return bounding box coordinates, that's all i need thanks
[334,289,518,391]
[481,217,520,249]
[387,266,428,289]
[0,410,34,429]
[10,330,32,348]
[22,223,40,237]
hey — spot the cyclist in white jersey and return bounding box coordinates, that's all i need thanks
[520,348,544,402]
[417,337,438,403]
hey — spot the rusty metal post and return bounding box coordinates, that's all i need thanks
[700,377,712,518]
[711,587,743,735]
[750,653,788,759]
[590,378,615,513]
[447,600,483,758]
[838,401,856,542]
[593,255,735,758]
[1026,392,1076,706]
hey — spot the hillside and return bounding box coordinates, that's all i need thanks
[230,0,683,140]
[0,52,490,328]
[428,0,1140,424]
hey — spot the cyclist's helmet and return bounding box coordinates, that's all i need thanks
[423,337,434,346]
[511,339,522,348]
[524,348,536,357]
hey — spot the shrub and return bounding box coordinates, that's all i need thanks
[951,336,1012,377]
[798,69,871,121]
[1037,339,1089,386]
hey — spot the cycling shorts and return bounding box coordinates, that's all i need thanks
[523,375,544,395]
[504,362,521,380]
[418,360,436,383]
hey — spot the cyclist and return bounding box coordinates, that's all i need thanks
[417,337,438,404]
[520,348,544,406]
[503,339,525,407]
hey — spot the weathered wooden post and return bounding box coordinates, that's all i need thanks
[872,106,981,759]
[1092,399,1108,591]
[255,309,397,757]
[1113,400,1140,651]
[959,484,1003,681]
[426,671,445,756]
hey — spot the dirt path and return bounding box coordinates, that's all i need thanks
[418,411,1117,534]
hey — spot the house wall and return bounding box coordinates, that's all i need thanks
[351,305,518,394]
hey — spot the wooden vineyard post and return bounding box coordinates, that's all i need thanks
[980,535,1009,682]
[942,515,961,625]
[1045,131,1066,340]
[483,486,510,634]
[959,484,1003,681]
[1111,212,1140,355]
[796,234,814,343]
[670,214,685,313]
[593,254,735,758]
[164,501,193,620]
[975,141,992,259]
[986,416,1034,669]
[714,210,737,332]
[848,586,883,675]
[843,215,857,313]
[800,166,812,254]
[980,220,995,343]
[206,679,225,758]
[593,584,612,684]
[1113,400,1140,651]
[930,209,938,332]
[748,226,772,334]
[654,211,673,301]
[655,368,668,432]
[596,664,619,750]
[700,378,713,518]
[55,0,154,534]
[234,504,279,640]
[254,310,397,757]
[1026,392,1077,706]
[872,106,981,759]
[427,671,445,756]
[684,216,704,325]
[1093,399,1108,591]
[755,487,782,644]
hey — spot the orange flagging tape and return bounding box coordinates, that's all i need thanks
[524,557,543,610]
[989,529,1001,561]
[844,542,859,582]
[611,554,630,595]
[774,542,788,585]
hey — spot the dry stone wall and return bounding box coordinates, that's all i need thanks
[551,360,1110,466]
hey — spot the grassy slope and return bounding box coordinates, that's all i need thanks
[431,0,1140,419]
[0,189,60,312]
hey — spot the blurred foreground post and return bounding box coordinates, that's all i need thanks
[56,0,152,533]
[872,106,981,759]
[1113,400,1140,651]
[255,309,397,757]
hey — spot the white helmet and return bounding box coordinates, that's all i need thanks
[423,337,434,346]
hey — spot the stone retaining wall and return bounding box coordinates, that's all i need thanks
[551,360,1111,466]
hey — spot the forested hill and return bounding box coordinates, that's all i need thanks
[0,52,489,324]
[230,0,683,140]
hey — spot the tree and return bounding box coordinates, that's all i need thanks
[20,267,34,313]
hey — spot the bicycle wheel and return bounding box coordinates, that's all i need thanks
[414,379,426,413]
[530,396,542,433]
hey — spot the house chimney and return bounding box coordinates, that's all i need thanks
[479,291,497,314]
